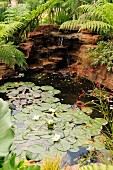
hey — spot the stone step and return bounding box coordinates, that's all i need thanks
[39,58,49,65]
[36,48,49,54]
[28,31,44,38]
[42,61,56,70]
[27,64,43,70]
[49,56,63,62]
[48,45,67,50]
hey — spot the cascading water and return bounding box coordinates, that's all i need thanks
[58,37,64,46]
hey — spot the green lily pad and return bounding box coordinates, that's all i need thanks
[70,145,79,152]
[0,81,107,161]
[41,86,54,91]
[55,139,70,151]
[81,107,92,114]
[28,144,46,154]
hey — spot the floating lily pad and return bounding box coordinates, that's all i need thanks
[40,86,54,91]
[55,139,70,152]
[0,82,107,161]
[81,107,92,114]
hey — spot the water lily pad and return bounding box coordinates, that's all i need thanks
[1,81,107,161]
[28,144,46,154]
[41,86,54,91]
[53,89,61,95]
[55,139,70,152]
[81,107,92,114]
[48,146,58,157]
[32,86,40,91]
[70,145,79,152]
[66,136,76,144]
[33,93,41,98]
[95,118,107,126]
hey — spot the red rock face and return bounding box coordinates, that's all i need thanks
[18,24,113,89]
[0,63,14,80]
[1,24,113,90]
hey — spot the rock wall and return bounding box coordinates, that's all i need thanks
[18,24,113,90]
[0,63,14,80]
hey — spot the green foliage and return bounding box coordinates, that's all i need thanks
[0,21,23,40]
[79,163,113,170]
[0,43,27,69]
[0,98,14,158]
[60,0,113,37]
[26,0,44,11]
[88,41,113,72]
[0,1,7,21]
[3,4,30,23]
[87,87,113,133]
[0,0,62,41]
[54,10,71,25]
[41,155,61,170]
[0,153,40,170]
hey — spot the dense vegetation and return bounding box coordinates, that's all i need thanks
[0,0,113,169]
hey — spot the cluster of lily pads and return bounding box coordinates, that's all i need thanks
[0,82,107,161]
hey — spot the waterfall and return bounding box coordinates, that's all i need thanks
[58,37,63,46]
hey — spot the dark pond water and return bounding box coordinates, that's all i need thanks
[0,72,92,103]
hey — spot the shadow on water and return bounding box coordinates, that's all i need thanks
[0,72,103,165]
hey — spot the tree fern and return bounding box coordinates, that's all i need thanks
[60,0,113,37]
[79,163,113,170]
[0,43,27,69]
[79,21,113,34]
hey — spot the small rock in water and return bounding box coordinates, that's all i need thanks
[14,73,24,78]
[12,110,21,116]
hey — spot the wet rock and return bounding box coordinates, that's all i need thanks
[33,24,60,33]
[0,63,14,79]
[27,64,43,71]
[49,56,63,62]
[28,32,44,38]
[19,41,34,58]
[77,33,100,44]
[43,61,56,70]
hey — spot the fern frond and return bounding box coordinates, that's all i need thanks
[0,43,27,69]
[79,163,113,170]
[0,21,23,39]
[4,4,30,23]
[78,4,93,13]
[78,2,113,23]
[60,20,82,30]
[79,20,113,34]
[102,3,113,25]
[78,11,100,21]
[60,0,113,36]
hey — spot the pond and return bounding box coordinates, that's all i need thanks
[0,73,108,166]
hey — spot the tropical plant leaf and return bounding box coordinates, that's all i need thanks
[0,98,14,158]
